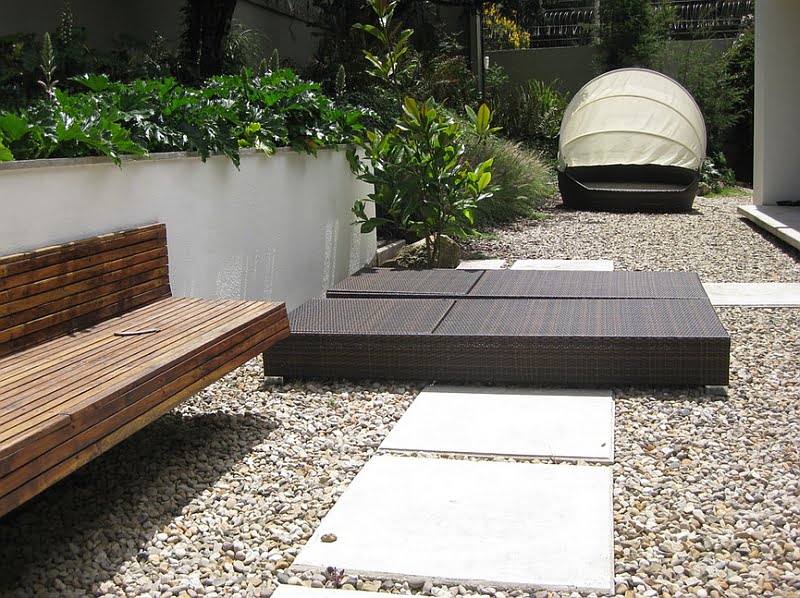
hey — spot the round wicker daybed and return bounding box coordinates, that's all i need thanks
[557,68,707,212]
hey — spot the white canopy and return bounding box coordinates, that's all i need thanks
[558,68,706,171]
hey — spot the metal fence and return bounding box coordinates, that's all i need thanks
[666,0,754,38]
[529,0,754,48]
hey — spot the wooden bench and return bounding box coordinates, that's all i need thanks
[0,224,289,517]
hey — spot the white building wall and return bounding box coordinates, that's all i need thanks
[0,149,375,310]
[754,1,800,206]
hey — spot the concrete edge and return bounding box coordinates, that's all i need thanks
[376,240,406,266]
[0,145,350,172]
[288,563,614,595]
[737,205,800,251]
[376,447,614,464]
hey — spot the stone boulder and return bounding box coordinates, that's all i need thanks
[383,235,461,269]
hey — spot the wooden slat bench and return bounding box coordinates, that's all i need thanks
[0,224,289,517]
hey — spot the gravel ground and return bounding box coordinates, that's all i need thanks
[1,192,798,598]
[462,193,800,282]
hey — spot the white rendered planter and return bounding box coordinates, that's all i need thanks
[0,148,375,309]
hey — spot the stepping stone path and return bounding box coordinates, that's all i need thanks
[456,259,506,269]
[456,259,616,271]
[380,385,614,463]
[289,386,616,594]
[702,282,800,306]
[510,259,615,271]
[291,454,613,594]
[282,226,799,597]
[738,204,800,251]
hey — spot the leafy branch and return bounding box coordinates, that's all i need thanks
[352,0,416,101]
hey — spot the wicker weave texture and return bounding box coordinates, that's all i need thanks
[327,268,480,298]
[264,334,729,386]
[436,299,727,338]
[468,271,707,299]
[265,295,730,385]
[288,298,453,335]
[328,269,709,300]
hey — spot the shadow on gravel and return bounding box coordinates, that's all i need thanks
[0,410,277,590]
[740,219,800,261]
[551,205,705,217]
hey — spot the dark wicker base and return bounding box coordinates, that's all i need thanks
[264,293,731,386]
[559,165,700,212]
[265,334,729,386]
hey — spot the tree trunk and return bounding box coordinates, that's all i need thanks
[181,0,238,80]
[199,0,238,78]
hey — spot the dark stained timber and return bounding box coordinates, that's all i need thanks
[0,225,289,517]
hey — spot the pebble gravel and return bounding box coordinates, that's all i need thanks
[0,192,798,598]
[462,193,800,282]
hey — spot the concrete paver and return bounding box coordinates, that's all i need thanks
[509,259,614,271]
[291,455,614,594]
[380,386,614,462]
[703,282,800,306]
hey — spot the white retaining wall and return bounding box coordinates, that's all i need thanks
[754,1,800,206]
[0,148,375,309]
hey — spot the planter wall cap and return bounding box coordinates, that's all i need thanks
[376,239,407,266]
[383,235,461,269]
[0,144,351,173]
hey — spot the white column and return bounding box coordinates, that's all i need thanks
[754,1,800,205]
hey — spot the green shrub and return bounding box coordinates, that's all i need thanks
[490,79,569,157]
[0,3,274,111]
[463,130,554,224]
[347,0,497,267]
[722,16,754,181]
[484,63,509,101]
[0,33,40,111]
[348,98,496,267]
[0,92,144,163]
[724,19,753,128]
[340,82,401,132]
[699,152,736,194]
[411,51,478,111]
[595,0,673,72]
[0,69,363,165]
[665,39,743,156]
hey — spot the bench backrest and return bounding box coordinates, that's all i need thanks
[0,224,171,357]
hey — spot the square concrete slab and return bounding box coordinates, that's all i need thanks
[703,282,800,306]
[380,386,614,462]
[457,259,506,269]
[509,259,614,271]
[291,455,614,594]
